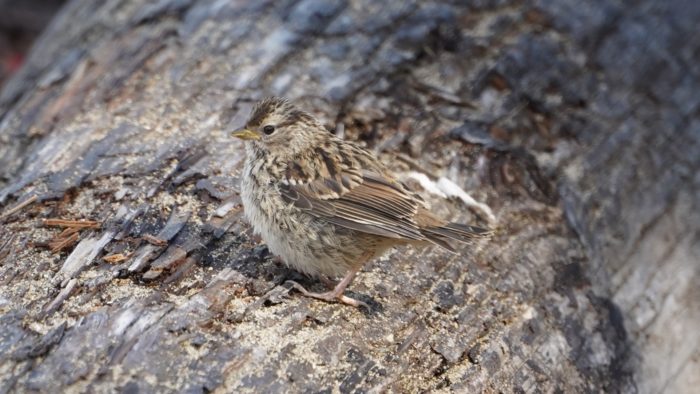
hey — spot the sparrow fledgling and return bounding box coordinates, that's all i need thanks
[232,97,490,307]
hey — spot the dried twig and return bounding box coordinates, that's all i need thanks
[49,232,80,253]
[57,227,80,238]
[40,218,100,254]
[0,195,38,220]
[43,219,101,229]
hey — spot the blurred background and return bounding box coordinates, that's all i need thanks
[0,0,65,87]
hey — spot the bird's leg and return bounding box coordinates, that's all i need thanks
[287,266,366,308]
[287,252,372,308]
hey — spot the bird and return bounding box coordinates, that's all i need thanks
[232,97,491,307]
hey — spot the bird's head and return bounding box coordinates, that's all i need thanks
[232,97,324,158]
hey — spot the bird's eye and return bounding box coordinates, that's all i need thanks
[263,125,275,135]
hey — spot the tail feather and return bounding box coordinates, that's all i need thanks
[421,222,492,253]
[442,223,493,238]
[422,233,459,253]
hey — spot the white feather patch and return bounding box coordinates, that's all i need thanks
[404,171,497,224]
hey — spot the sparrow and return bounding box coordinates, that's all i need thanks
[232,97,490,307]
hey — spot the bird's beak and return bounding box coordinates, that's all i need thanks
[231,128,261,141]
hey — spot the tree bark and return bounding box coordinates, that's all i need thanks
[1,0,698,392]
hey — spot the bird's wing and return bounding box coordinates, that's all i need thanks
[278,151,430,241]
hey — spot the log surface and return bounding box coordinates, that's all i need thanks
[1,0,698,392]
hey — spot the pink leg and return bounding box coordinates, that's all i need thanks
[286,252,372,308]
[287,265,367,308]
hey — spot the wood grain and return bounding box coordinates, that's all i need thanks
[1,0,697,392]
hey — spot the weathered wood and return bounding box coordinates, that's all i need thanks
[0,0,698,392]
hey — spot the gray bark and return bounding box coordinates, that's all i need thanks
[1,0,698,392]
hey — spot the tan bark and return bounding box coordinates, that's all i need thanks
[1,0,697,392]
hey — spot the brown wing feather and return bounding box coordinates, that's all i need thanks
[277,140,429,242]
[280,169,426,241]
[277,140,490,249]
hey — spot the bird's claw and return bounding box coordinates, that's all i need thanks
[285,280,368,308]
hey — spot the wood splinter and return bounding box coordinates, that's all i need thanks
[40,218,102,254]
[142,234,168,246]
[43,219,102,229]
[48,232,80,253]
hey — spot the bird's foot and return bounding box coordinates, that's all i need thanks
[286,280,368,308]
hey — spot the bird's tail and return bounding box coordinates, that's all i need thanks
[421,222,492,253]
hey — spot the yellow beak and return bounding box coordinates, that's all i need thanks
[231,129,261,141]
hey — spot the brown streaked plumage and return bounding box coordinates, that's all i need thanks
[232,97,491,307]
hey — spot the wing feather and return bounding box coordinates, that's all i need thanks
[276,144,490,249]
[278,150,426,241]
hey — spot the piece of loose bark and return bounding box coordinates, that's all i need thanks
[103,253,130,264]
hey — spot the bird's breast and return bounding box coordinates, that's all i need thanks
[240,160,380,277]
